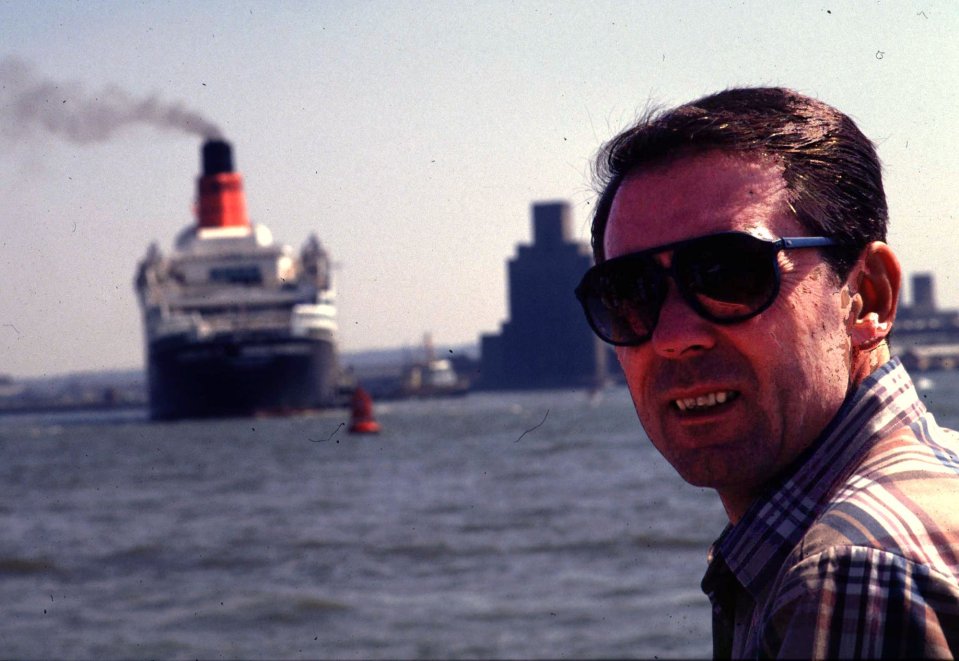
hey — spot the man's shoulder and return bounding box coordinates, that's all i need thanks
[793,417,959,574]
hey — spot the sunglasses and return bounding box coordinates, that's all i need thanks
[575,231,837,346]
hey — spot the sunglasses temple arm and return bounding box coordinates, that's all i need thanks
[780,236,837,249]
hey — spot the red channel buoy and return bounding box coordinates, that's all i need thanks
[348,386,381,434]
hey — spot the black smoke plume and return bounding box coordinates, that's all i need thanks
[0,56,222,143]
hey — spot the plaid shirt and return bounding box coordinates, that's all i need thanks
[702,359,959,658]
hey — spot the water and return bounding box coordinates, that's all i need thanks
[1,373,957,659]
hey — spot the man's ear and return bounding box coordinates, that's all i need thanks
[849,241,901,349]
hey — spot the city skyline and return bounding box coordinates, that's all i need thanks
[1,1,957,378]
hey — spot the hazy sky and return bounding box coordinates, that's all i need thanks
[1,1,956,378]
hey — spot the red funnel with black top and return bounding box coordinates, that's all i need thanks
[197,139,249,228]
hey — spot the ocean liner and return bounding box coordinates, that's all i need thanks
[135,139,339,420]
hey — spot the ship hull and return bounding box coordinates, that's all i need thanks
[147,335,337,420]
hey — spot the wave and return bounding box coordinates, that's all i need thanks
[370,540,503,562]
[0,556,58,575]
[251,596,351,624]
[629,532,712,550]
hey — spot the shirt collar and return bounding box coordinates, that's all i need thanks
[705,358,925,598]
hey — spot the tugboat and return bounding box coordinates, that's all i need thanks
[398,333,470,398]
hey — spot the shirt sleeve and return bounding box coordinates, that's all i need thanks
[761,546,959,659]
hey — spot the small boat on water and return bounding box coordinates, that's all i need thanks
[348,386,381,434]
[397,333,470,399]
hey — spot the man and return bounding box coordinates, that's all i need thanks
[575,87,959,658]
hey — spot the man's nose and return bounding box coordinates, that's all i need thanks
[649,282,717,358]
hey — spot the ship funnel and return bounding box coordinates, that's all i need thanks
[197,139,249,228]
[202,139,234,175]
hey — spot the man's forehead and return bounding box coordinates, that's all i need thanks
[603,150,795,258]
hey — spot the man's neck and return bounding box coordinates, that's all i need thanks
[850,342,891,389]
[719,349,894,526]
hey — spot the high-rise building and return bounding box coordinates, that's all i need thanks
[478,201,607,390]
[911,273,936,315]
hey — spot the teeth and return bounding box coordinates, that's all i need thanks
[674,391,734,412]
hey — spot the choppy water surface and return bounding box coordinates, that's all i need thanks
[1,373,956,659]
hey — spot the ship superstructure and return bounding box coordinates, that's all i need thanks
[135,139,338,419]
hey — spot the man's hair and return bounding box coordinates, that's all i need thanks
[590,87,887,278]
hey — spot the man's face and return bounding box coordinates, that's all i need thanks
[604,150,856,518]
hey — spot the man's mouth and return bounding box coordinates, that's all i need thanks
[672,390,739,412]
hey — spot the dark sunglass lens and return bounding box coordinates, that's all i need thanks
[582,257,663,344]
[675,234,778,319]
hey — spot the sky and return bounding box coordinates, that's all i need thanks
[0,0,957,378]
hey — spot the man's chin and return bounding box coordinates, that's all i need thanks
[665,446,766,493]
